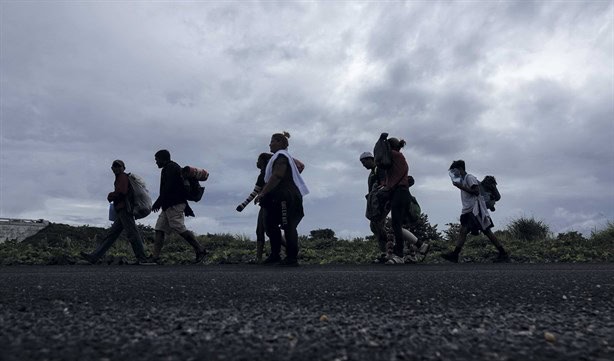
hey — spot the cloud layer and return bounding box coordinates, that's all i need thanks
[1,1,612,237]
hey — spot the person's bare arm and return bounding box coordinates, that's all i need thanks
[254,159,287,204]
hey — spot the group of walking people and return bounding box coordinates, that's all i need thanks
[359,135,509,264]
[81,131,509,266]
[81,132,308,266]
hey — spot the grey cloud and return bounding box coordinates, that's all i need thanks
[1,2,612,238]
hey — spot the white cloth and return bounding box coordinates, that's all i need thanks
[264,149,310,196]
[460,173,491,230]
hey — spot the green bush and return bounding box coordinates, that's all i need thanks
[408,213,441,244]
[1,219,613,265]
[309,228,337,240]
[443,223,461,243]
[506,216,550,241]
[591,221,614,243]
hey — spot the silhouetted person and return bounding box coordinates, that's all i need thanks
[81,160,149,264]
[237,152,275,262]
[151,150,206,264]
[255,132,309,266]
[382,137,411,264]
[360,151,388,262]
[441,160,509,263]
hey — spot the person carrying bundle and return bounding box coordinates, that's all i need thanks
[151,150,207,264]
[441,160,509,263]
[80,160,151,265]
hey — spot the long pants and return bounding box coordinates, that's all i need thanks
[370,218,387,253]
[390,186,410,257]
[92,208,147,260]
[265,200,303,260]
[256,207,266,245]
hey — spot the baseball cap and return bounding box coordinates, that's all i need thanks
[359,152,374,161]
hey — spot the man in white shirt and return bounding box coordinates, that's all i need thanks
[441,160,509,263]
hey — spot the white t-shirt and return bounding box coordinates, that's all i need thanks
[460,173,480,214]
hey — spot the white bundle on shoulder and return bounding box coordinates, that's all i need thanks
[264,150,309,196]
[128,173,152,219]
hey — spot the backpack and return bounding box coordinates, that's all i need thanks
[365,187,391,221]
[373,132,393,170]
[182,166,208,202]
[406,193,421,224]
[479,175,500,212]
[127,173,152,219]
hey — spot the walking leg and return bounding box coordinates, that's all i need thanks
[153,230,165,259]
[90,218,124,260]
[120,210,147,261]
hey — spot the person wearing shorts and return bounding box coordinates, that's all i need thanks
[151,149,207,264]
[441,160,509,263]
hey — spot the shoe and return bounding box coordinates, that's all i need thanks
[135,258,157,266]
[373,253,387,264]
[80,251,98,264]
[414,242,431,262]
[262,254,281,265]
[403,253,418,264]
[385,255,404,265]
[194,250,207,264]
[278,258,299,267]
[494,252,510,263]
[441,252,459,263]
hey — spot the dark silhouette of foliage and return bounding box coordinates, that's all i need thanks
[309,228,337,241]
[507,216,550,241]
[408,213,441,243]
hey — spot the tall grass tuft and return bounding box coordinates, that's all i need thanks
[590,221,614,245]
[506,216,550,241]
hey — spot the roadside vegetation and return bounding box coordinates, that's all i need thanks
[0,216,612,265]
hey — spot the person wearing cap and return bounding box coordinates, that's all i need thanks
[81,160,150,264]
[360,151,388,261]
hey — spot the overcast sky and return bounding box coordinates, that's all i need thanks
[1,1,613,239]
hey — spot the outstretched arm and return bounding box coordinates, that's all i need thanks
[236,185,263,212]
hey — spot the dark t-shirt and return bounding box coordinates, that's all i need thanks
[256,170,266,188]
[269,154,300,198]
[263,154,304,225]
[157,161,187,210]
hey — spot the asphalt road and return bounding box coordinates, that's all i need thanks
[1,264,613,361]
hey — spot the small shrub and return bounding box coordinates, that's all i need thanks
[556,231,586,244]
[507,216,550,241]
[443,223,461,243]
[590,221,614,244]
[309,228,337,241]
[408,213,441,243]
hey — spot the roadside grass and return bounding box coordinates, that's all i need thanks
[1,219,612,265]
